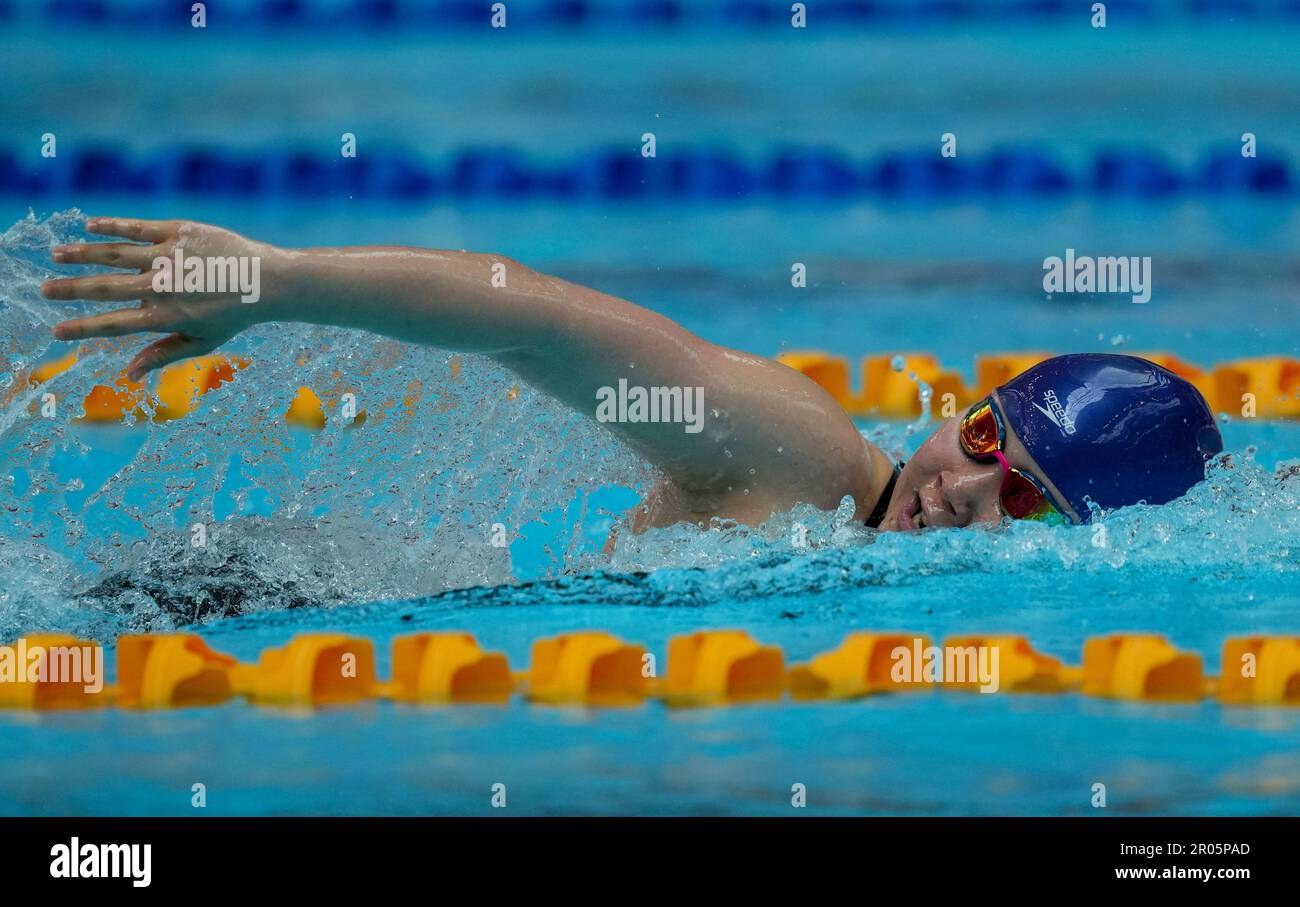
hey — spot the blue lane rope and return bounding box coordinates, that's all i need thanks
[1,145,1291,200]
[9,0,1300,29]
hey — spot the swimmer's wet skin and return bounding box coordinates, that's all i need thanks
[42,217,1222,534]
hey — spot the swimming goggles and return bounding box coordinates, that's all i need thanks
[959,397,1069,523]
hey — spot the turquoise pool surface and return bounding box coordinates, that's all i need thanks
[3,479,1300,816]
[2,19,1299,815]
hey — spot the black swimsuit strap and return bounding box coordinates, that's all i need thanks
[864,462,903,529]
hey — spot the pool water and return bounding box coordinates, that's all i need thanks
[2,19,1300,815]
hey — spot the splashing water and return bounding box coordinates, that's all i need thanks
[1,211,649,638]
[2,211,1299,643]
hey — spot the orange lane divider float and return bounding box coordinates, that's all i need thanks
[1218,637,1300,706]
[522,631,648,706]
[115,633,237,709]
[862,353,970,420]
[387,632,513,703]
[0,634,108,710]
[26,351,79,386]
[285,386,328,430]
[661,629,785,706]
[4,631,1300,711]
[1212,357,1300,419]
[939,635,1078,693]
[19,351,249,423]
[789,632,933,699]
[230,633,377,707]
[20,350,1299,427]
[775,351,1300,419]
[1081,633,1206,701]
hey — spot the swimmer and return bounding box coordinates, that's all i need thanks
[41,217,1223,533]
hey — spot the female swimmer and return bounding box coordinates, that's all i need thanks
[41,217,1222,533]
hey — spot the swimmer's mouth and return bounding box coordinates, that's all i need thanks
[898,492,924,530]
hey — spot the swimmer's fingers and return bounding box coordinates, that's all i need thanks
[41,272,156,302]
[85,217,186,243]
[52,306,169,342]
[51,241,161,271]
[124,333,216,383]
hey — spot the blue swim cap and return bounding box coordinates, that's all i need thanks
[994,354,1222,522]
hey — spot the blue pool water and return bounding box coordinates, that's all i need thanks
[2,19,1300,815]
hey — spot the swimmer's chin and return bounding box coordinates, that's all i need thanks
[875,512,910,532]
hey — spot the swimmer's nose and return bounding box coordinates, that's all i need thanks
[940,466,1002,526]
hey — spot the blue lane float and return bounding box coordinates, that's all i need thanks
[1092,149,1184,196]
[3,145,1295,201]
[19,0,1300,29]
[870,152,974,196]
[1198,151,1294,193]
[767,148,859,197]
[980,148,1072,195]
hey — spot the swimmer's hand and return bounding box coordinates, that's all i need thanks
[42,217,287,382]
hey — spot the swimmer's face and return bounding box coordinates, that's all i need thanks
[877,407,1065,531]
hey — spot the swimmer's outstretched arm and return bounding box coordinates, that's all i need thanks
[42,217,893,524]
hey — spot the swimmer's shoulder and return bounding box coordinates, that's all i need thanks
[620,434,885,534]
